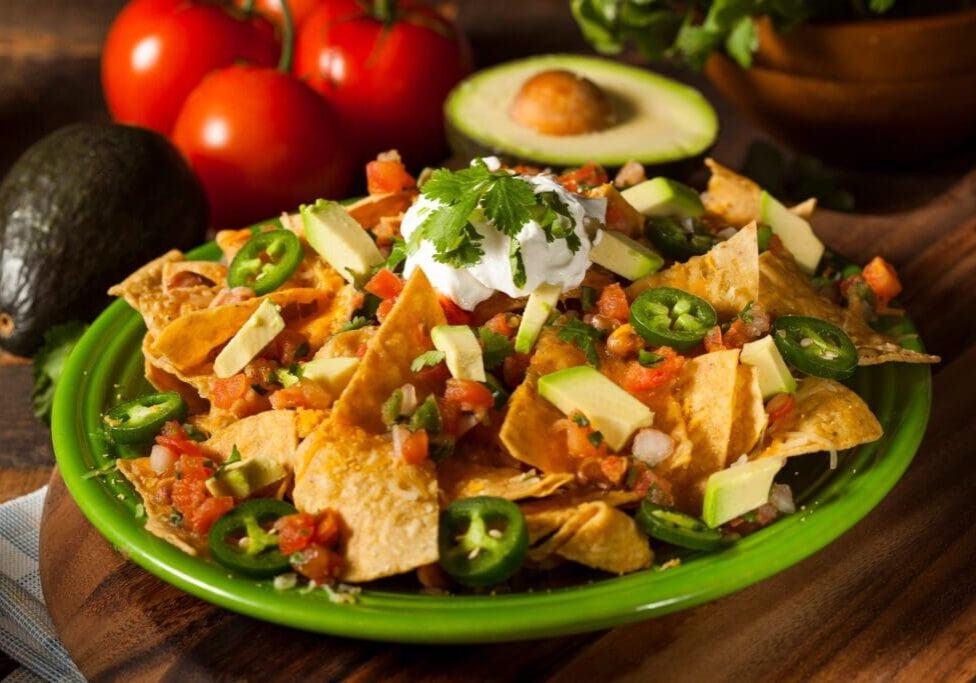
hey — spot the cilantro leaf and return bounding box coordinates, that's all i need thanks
[478,328,513,370]
[339,316,370,332]
[32,321,88,425]
[481,174,536,238]
[411,350,446,372]
[509,239,527,289]
[557,318,604,367]
[377,238,408,275]
[638,349,665,367]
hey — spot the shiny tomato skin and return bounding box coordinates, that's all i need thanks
[295,1,471,166]
[101,0,279,135]
[235,0,324,28]
[172,65,353,227]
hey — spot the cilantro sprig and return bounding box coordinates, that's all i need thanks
[410,161,580,287]
[557,318,605,367]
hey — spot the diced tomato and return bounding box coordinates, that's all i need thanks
[600,455,629,485]
[314,509,343,547]
[401,428,430,465]
[155,421,204,457]
[511,164,542,176]
[557,414,609,460]
[290,543,344,584]
[621,347,685,393]
[171,478,207,520]
[703,325,725,352]
[483,313,514,338]
[602,189,644,235]
[244,358,277,392]
[766,393,796,426]
[862,256,902,306]
[274,513,317,555]
[364,268,404,300]
[376,296,397,322]
[269,380,333,410]
[436,396,462,435]
[723,319,750,349]
[630,463,675,506]
[444,379,494,413]
[264,329,310,365]
[557,162,608,193]
[188,496,234,535]
[596,283,630,323]
[210,374,250,410]
[366,158,416,195]
[502,352,531,389]
[438,295,472,325]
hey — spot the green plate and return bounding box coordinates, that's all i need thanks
[51,244,932,643]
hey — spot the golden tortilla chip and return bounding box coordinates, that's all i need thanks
[437,460,574,504]
[728,364,768,461]
[116,458,208,556]
[143,335,212,400]
[330,269,447,433]
[701,158,762,228]
[204,410,299,471]
[628,223,759,318]
[554,502,652,574]
[756,377,882,459]
[346,191,416,229]
[641,391,694,477]
[676,349,741,476]
[292,420,439,583]
[314,326,377,359]
[144,354,209,414]
[161,261,228,292]
[520,490,640,546]
[759,251,939,365]
[215,228,254,262]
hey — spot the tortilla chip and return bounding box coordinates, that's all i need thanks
[203,410,299,471]
[346,191,416,229]
[292,420,439,583]
[759,251,939,365]
[144,354,209,414]
[116,458,208,556]
[499,333,587,473]
[554,502,652,574]
[628,223,759,318]
[701,158,762,228]
[756,377,882,459]
[728,364,768,461]
[641,391,693,477]
[215,228,254,262]
[142,335,212,399]
[161,261,228,292]
[438,460,574,504]
[330,269,447,433]
[676,349,741,476]
[520,489,640,545]
[315,326,378,359]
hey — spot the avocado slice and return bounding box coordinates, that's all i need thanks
[589,230,664,281]
[206,457,287,499]
[302,356,360,394]
[514,282,562,354]
[431,324,486,382]
[740,335,797,399]
[538,366,654,452]
[445,55,717,169]
[702,457,786,528]
[213,299,285,379]
[621,177,704,218]
[301,198,383,285]
[759,191,825,275]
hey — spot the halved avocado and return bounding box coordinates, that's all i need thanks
[445,54,717,170]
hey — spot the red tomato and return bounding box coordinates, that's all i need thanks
[274,513,317,554]
[376,296,397,322]
[190,496,235,535]
[400,428,430,465]
[438,296,472,325]
[557,163,608,193]
[444,379,494,413]
[295,0,472,166]
[290,543,343,583]
[101,0,279,135]
[235,0,324,28]
[622,347,685,393]
[314,509,342,547]
[596,283,630,323]
[364,268,405,299]
[861,256,902,305]
[269,380,334,410]
[557,415,609,460]
[172,65,353,227]
[483,313,515,339]
[703,325,725,353]
[366,157,416,195]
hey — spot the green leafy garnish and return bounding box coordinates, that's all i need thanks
[587,431,604,447]
[571,413,590,427]
[32,321,88,425]
[638,350,665,367]
[478,328,513,370]
[411,161,580,276]
[381,389,403,425]
[409,395,442,434]
[376,238,408,275]
[339,316,370,333]
[580,286,597,313]
[411,350,446,372]
[557,319,604,367]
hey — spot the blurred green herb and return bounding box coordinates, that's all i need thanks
[32,321,88,425]
[741,140,855,211]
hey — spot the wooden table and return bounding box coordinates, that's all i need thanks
[4,0,976,679]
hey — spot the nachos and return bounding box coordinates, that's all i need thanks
[101,153,936,592]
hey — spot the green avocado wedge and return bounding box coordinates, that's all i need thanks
[445,54,718,169]
[52,243,932,643]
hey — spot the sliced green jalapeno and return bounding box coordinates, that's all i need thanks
[771,315,858,380]
[635,499,725,551]
[438,496,528,587]
[227,229,304,295]
[629,287,717,352]
[103,391,186,444]
[208,499,297,577]
[646,216,717,261]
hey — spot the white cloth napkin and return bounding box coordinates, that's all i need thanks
[0,486,84,682]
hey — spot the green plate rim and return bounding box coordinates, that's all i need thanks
[51,244,932,643]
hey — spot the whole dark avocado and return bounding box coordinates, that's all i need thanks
[0,123,208,355]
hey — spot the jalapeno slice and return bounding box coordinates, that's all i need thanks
[646,216,717,261]
[635,499,725,551]
[771,315,858,380]
[438,496,528,587]
[227,229,304,295]
[208,499,297,577]
[102,391,186,444]
[629,287,717,352]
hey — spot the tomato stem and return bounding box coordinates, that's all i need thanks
[278,0,295,73]
[373,0,396,23]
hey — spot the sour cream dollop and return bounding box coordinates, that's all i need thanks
[401,162,607,310]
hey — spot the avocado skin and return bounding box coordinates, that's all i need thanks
[0,123,208,356]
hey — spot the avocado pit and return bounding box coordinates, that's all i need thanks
[509,69,612,137]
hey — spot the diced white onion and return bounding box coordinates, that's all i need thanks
[631,429,674,467]
[391,424,411,459]
[769,483,796,514]
[149,444,177,474]
[399,384,418,416]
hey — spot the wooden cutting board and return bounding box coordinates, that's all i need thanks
[38,167,976,681]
